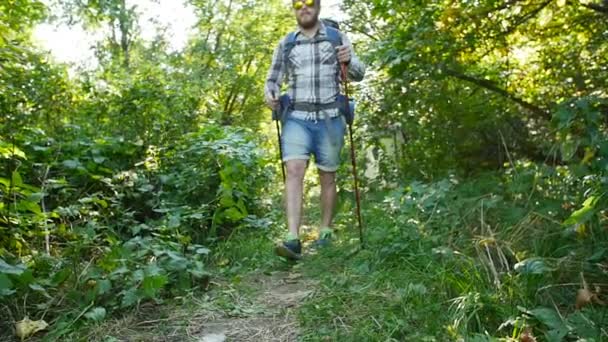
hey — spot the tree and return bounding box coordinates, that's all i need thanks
[344,0,608,176]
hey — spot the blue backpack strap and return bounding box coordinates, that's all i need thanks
[283,27,342,61]
[324,26,342,48]
[283,31,298,65]
[324,27,343,85]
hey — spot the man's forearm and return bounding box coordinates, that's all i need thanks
[348,58,366,82]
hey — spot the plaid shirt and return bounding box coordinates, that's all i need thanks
[265,22,365,118]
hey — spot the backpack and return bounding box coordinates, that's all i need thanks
[276,18,355,125]
[282,18,343,62]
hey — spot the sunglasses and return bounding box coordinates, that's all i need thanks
[293,0,315,10]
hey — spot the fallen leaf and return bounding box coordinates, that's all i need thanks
[15,317,48,341]
[520,327,537,342]
[576,288,593,310]
[592,285,606,306]
[286,272,302,280]
[217,258,230,267]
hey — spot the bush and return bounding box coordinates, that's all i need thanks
[0,123,273,336]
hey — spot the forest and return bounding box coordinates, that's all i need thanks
[1,0,607,340]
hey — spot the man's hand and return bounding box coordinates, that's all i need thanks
[336,45,351,64]
[266,91,279,110]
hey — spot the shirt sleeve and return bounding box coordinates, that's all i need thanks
[340,32,366,82]
[265,40,286,99]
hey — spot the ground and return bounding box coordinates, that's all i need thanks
[74,267,318,342]
[75,221,333,342]
[194,270,316,342]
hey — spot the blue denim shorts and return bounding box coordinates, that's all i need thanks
[281,114,346,172]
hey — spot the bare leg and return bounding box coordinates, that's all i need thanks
[319,169,337,229]
[285,160,307,238]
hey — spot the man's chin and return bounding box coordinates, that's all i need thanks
[297,17,318,29]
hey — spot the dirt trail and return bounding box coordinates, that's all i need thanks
[193,270,317,342]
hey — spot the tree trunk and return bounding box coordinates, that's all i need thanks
[119,0,130,68]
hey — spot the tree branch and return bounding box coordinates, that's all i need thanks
[443,67,551,120]
[494,0,553,39]
[581,1,608,14]
[340,21,380,41]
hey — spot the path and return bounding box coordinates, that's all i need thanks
[194,270,317,342]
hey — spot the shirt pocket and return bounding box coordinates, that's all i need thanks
[319,42,337,66]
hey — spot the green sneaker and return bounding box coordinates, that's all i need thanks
[313,228,333,248]
[275,239,302,260]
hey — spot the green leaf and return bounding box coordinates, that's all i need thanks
[223,207,246,222]
[563,195,601,226]
[176,273,192,290]
[587,248,607,262]
[195,247,210,255]
[32,145,49,152]
[84,307,107,322]
[545,327,569,342]
[144,264,162,277]
[219,193,235,207]
[51,268,71,286]
[0,288,16,296]
[166,258,188,271]
[14,270,35,286]
[0,273,14,296]
[189,261,208,278]
[29,283,45,292]
[189,213,204,220]
[567,311,601,338]
[93,156,106,164]
[168,214,181,228]
[560,140,578,162]
[0,258,25,275]
[62,159,81,169]
[132,269,145,282]
[165,251,188,271]
[11,171,23,187]
[121,288,139,307]
[17,200,42,214]
[96,279,112,295]
[142,274,168,298]
[29,283,51,298]
[526,307,567,331]
[0,146,26,159]
[514,258,552,275]
[406,283,428,296]
[555,107,575,129]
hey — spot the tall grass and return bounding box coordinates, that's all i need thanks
[297,167,608,340]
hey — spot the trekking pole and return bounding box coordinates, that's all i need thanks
[271,92,286,183]
[275,120,286,183]
[341,63,364,249]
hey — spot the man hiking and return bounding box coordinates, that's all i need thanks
[264,0,365,260]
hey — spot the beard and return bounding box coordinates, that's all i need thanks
[296,10,319,29]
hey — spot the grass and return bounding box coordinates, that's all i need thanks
[292,172,608,341]
[179,168,608,341]
[15,169,606,341]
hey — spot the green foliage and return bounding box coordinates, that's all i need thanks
[347,0,608,177]
[1,0,286,336]
[0,0,46,34]
[0,122,272,337]
[3,0,608,340]
[299,171,608,340]
[184,0,292,126]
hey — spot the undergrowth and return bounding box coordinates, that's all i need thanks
[297,167,608,341]
[0,124,274,340]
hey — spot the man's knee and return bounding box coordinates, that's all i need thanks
[319,170,336,187]
[286,160,307,179]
